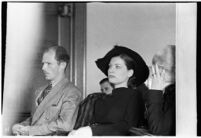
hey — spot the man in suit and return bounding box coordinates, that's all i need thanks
[12,46,82,136]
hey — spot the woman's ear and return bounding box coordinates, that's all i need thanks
[128,69,134,78]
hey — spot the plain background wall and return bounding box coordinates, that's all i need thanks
[4,2,46,115]
[3,3,59,134]
[4,3,59,114]
[176,3,196,135]
[86,3,176,94]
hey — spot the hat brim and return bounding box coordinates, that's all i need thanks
[95,46,149,87]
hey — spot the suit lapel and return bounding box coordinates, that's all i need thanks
[35,85,48,106]
[32,78,69,125]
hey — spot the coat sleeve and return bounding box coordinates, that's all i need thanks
[20,117,32,126]
[19,88,40,126]
[145,90,175,135]
[90,92,142,136]
[28,88,82,135]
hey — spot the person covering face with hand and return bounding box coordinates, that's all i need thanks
[145,45,175,136]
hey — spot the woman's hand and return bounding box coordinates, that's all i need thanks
[68,130,76,136]
[148,64,166,90]
[68,126,92,136]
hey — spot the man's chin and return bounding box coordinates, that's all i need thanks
[45,76,51,81]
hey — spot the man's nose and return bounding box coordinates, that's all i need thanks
[42,64,46,71]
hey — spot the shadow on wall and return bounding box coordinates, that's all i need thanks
[3,3,60,135]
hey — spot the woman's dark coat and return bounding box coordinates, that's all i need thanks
[145,84,175,136]
[90,88,144,136]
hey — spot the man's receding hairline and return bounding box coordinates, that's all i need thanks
[43,48,58,62]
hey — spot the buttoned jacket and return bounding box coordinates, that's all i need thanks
[20,78,82,135]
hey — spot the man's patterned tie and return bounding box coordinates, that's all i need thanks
[37,83,52,105]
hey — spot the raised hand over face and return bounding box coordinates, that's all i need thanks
[146,64,166,91]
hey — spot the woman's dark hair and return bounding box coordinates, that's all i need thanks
[118,53,137,89]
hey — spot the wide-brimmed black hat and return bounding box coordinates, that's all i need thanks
[95,45,149,87]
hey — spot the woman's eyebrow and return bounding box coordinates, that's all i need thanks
[109,63,122,66]
[114,63,122,65]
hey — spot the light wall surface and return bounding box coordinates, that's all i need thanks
[176,3,196,135]
[4,3,46,114]
[3,3,58,134]
[86,3,176,95]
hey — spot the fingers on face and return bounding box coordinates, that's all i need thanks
[152,65,159,78]
[161,68,166,78]
[155,64,160,76]
[151,65,155,76]
[152,64,166,77]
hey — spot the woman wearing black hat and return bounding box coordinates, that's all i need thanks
[68,45,149,136]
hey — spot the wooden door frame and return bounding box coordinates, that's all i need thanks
[57,3,87,99]
[71,3,87,99]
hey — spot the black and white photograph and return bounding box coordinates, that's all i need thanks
[1,1,197,136]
